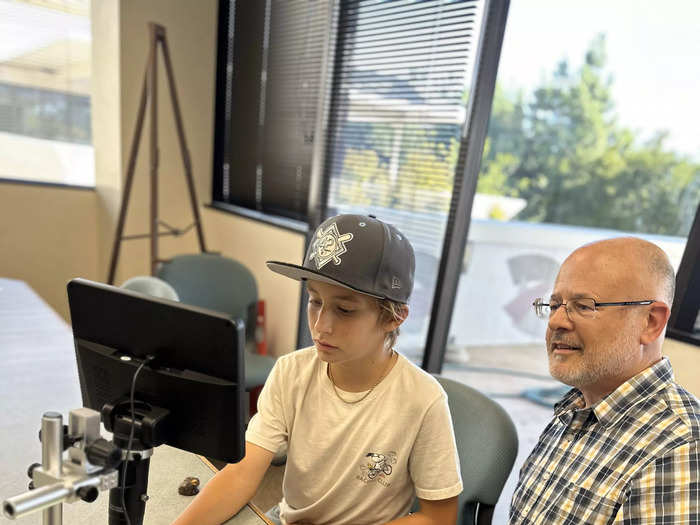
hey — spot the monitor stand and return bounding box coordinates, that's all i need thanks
[102,398,171,525]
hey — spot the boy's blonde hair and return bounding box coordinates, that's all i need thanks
[377,298,408,350]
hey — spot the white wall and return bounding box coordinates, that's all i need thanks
[663,338,700,397]
[0,182,99,320]
[204,208,305,356]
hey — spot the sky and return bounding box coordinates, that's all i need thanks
[495,0,700,160]
[0,1,90,62]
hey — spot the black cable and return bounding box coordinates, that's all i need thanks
[120,355,155,525]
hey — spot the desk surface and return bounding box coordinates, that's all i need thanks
[0,278,270,525]
[60,445,271,525]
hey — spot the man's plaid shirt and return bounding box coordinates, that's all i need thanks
[509,357,700,524]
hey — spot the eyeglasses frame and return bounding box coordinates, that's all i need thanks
[532,297,656,320]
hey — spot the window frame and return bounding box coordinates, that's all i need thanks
[668,202,700,346]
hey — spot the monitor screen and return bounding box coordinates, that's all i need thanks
[67,278,246,463]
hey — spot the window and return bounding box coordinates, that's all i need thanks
[213,0,331,222]
[669,203,700,344]
[322,0,482,364]
[440,1,700,521]
[0,0,94,186]
[212,10,699,511]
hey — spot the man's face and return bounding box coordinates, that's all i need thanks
[545,250,646,397]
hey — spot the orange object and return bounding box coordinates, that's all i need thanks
[255,300,267,355]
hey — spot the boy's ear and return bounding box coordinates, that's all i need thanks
[387,305,409,331]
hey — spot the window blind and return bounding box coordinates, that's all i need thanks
[322,0,480,357]
[216,0,332,222]
[260,0,333,220]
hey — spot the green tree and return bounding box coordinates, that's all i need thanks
[339,125,459,213]
[486,34,700,236]
[477,84,526,196]
[337,148,391,207]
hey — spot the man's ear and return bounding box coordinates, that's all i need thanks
[640,301,671,345]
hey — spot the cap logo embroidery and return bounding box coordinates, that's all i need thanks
[310,222,354,269]
[391,277,401,289]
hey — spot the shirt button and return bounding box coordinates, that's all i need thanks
[543,472,550,480]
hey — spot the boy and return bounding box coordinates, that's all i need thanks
[173,214,462,525]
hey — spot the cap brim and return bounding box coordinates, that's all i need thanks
[266,261,383,299]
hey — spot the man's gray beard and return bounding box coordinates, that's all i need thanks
[549,330,638,390]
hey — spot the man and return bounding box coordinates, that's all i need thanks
[509,237,699,524]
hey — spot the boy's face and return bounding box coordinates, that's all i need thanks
[306,280,393,364]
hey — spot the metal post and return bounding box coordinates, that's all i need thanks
[160,28,208,253]
[107,31,156,285]
[149,23,160,276]
[41,412,63,525]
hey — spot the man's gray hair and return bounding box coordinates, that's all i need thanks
[648,250,675,307]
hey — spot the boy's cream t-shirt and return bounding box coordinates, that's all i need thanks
[246,346,463,525]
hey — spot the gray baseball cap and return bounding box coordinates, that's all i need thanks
[267,214,415,303]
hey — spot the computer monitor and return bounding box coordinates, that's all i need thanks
[67,278,246,463]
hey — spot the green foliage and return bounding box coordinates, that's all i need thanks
[337,148,390,208]
[338,126,457,213]
[480,33,699,237]
[488,203,508,221]
[337,34,699,236]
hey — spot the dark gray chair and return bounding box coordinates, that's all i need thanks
[432,375,519,525]
[157,253,275,390]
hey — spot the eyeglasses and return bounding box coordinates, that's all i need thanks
[532,297,655,320]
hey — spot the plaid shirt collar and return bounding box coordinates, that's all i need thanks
[553,357,674,428]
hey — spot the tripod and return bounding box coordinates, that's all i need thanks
[107,22,208,285]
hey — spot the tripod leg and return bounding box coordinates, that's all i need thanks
[159,33,208,253]
[149,23,160,277]
[107,32,157,285]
